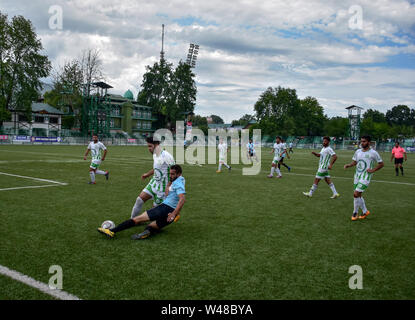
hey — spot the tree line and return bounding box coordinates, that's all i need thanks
[231,86,414,140]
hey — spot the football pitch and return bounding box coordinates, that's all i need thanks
[0,145,414,300]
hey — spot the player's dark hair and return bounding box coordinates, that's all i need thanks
[395,141,400,145]
[276,136,281,140]
[146,136,160,145]
[92,133,98,137]
[361,135,371,142]
[170,164,182,174]
[323,136,330,142]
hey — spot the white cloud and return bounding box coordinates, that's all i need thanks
[1,0,414,122]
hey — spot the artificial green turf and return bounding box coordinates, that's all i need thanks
[0,144,414,299]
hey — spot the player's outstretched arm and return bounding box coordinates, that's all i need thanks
[344,160,357,169]
[102,149,107,161]
[311,152,320,157]
[167,194,186,223]
[390,152,394,162]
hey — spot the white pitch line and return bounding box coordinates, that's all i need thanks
[0,265,81,300]
[0,172,67,186]
[0,184,64,192]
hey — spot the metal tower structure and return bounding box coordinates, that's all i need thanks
[346,105,363,140]
[81,82,113,137]
[160,24,165,61]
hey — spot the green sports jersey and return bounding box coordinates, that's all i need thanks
[318,146,336,170]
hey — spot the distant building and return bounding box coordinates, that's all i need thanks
[3,102,64,136]
[106,90,156,137]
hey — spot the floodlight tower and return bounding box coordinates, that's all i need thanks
[186,43,200,68]
[160,24,165,61]
[346,105,363,140]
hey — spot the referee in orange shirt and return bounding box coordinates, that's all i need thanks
[391,141,407,176]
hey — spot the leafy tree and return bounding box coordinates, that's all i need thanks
[138,59,173,128]
[231,114,255,127]
[192,114,208,135]
[209,114,225,124]
[298,96,327,136]
[386,105,412,126]
[363,108,386,123]
[253,86,301,136]
[0,12,51,125]
[324,117,349,137]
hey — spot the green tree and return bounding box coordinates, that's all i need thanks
[192,114,208,135]
[324,117,349,137]
[298,96,327,136]
[253,86,301,136]
[231,114,255,127]
[138,59,174,128]
[209,114,225,124]
[386,105,412,126]
[0,12,51,125]
[363,108,386,123]
[166,61,197,128]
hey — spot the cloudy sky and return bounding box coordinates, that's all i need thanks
[1,0,415,122]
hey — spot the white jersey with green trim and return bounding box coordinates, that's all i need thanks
[319,146,336,170]
[152,149,175,190]
[88,141,106,161]
[273,142,286,157]
[352,148,383,182]
[218,143,228,158]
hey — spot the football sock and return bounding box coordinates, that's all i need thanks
[353,197,359,214]
[111,219,135,233]
[309,184,318,195]
[276,168,281,176]
[360,197,368,213]
[270,167,275,175]
[224,163,230,169]
[400,167,404,175]
[89,171,95,182]
[218,163,222,171]
[395,168,399,175]
[329,183,337,195]
[131,197,144,219]
[96,170,106,175]
[282,163,290,169]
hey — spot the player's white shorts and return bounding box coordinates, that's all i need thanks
[272,156,281,164]
[219,155,227,163]
[142,178,166,206]
[90,159,101,170]
[315,169,330,179]
[354,177,370,193]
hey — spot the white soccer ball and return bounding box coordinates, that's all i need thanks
[101,220,115,230]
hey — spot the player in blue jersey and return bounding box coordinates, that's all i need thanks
[97,165,186,240]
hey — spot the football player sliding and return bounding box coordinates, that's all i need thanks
[97,165,186,240]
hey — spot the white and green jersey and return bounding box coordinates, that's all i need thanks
[318,146,336,170]
[143,149,175,205]
[273,142,286,160]
[88,141,106,161]
[352,148,383,190]
[218,142,228,161]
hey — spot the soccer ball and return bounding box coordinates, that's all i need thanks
[101,220,115,230]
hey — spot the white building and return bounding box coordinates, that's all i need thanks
[3,102,64,137]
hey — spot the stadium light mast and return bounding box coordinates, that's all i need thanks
[186,43,199,68]
[346,105,363,140]
[160,24,165,61]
